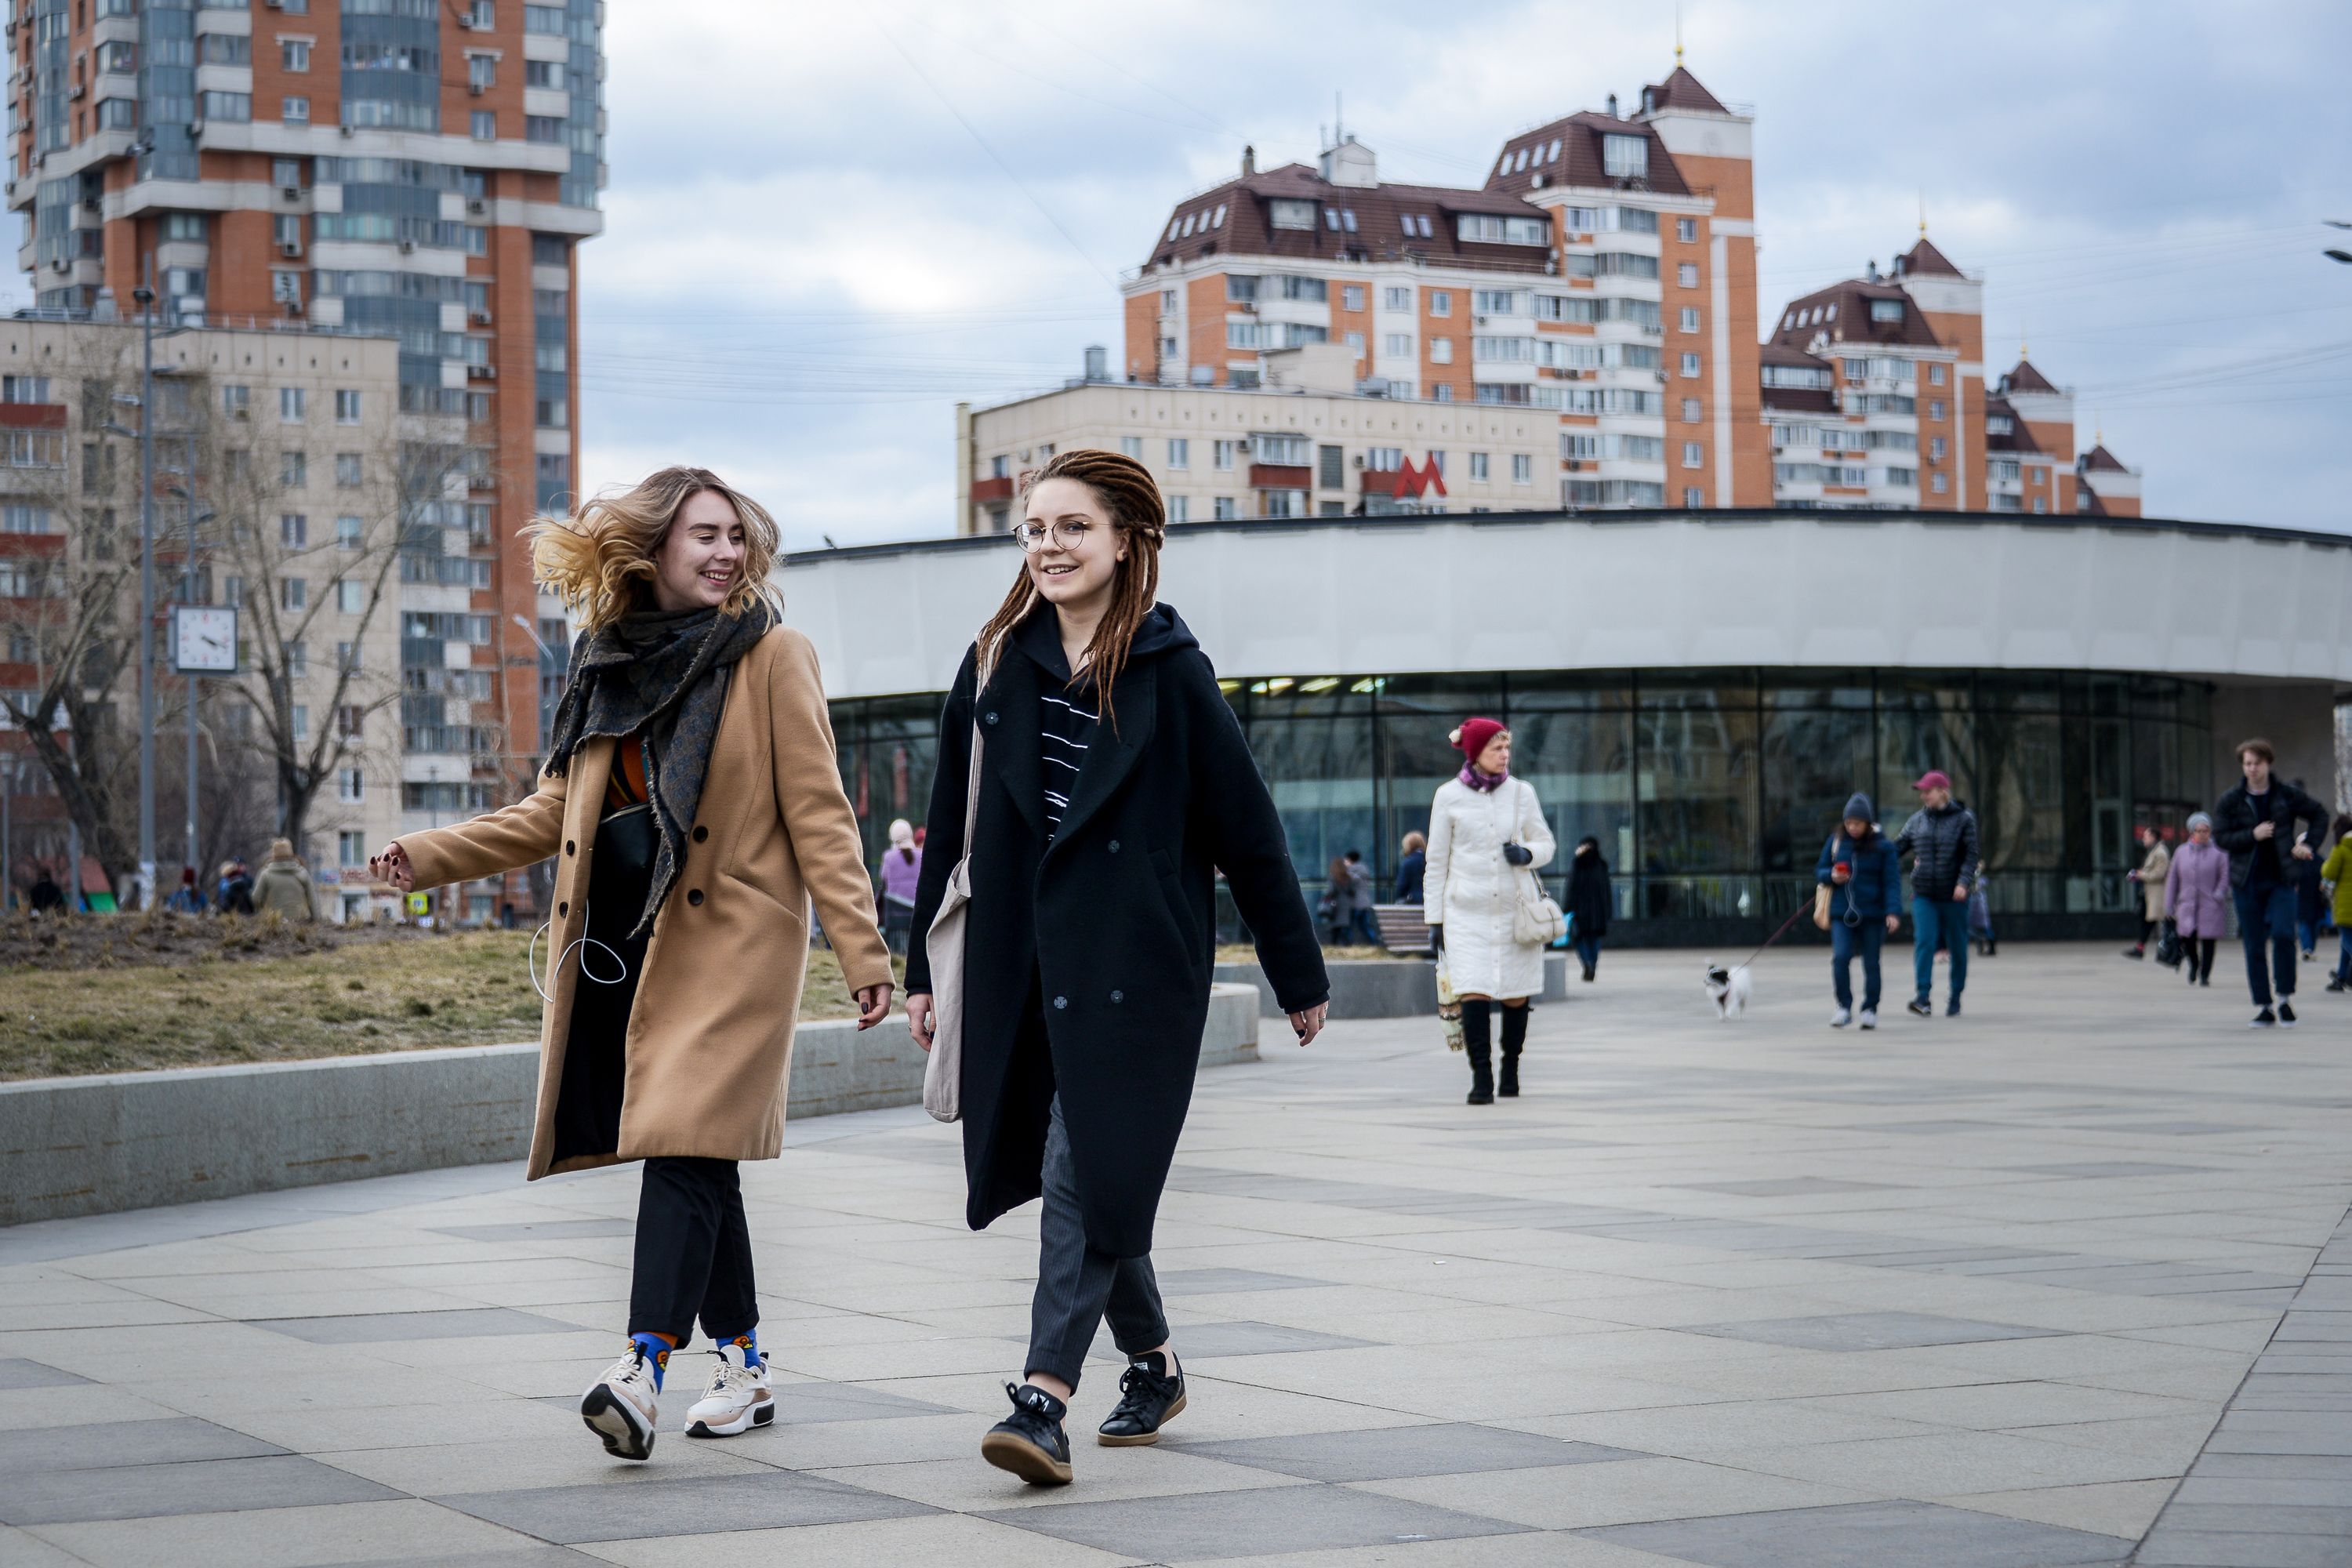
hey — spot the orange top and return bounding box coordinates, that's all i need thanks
[606,734,648,809]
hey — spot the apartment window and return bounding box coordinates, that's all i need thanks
[1341,285,1364,312]
[1382,333,1414,357]
[199,91,252,122]
[334,453,362,488]
[1679,352,1700,379]
[1213,496,1237,520]
[1601,134,1647,179]
[336,579,365,613]
[220,385,249,420]
[1166,437,1189,469]
[336,514,362,548]
[1345,332,1364,357]
[1677,262,1698,289]
[281,38,310,71]
[1929,437,1947,462]
[281,452,307,488]
[525,116,566,144]
[1681,398,1701,424]
[1167,495,1189,523]
[1511,454,1532,484]
[471,111,496,140]
[1429,338,1453,365]
[1676,217,1697,242]
[987,455,1009,480]
[281,96,310,125]
[1683,486,1704,506]
[1929,400,1946,421]
[467,53,495,89]
[280,387,305,423]
[1870,299,1904,323]
[279,514,307,547]
[1213,440,1237,471]
[1428,290,1451,317]
[1432,384,1454,402]
[338,768,363,803]
[1119,436,1142,459]
[1929,363,1947,387]
[1682,441,1704,470]
[464,0,494,27]
[292,706,309,740]
[336,705,365,739]
[1931,471,1949,495]
[2033,495,2048,514]
[1679,306,1699,333]
[1381,287,1412,312]
[281,576,306,611]
[334,390,361,424]
[1468,452,1490,481]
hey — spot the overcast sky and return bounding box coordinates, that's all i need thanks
[40,1,2352,544]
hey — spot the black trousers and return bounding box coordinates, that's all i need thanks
[1026,1095,1168,1391]
[2184,937,2218,984]
[629,1156,758,1347]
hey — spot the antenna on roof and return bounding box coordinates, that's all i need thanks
[2020,328,2029,359]
[1675,0,1684,65]
[1918,191,1927,237]
[1334,91,1344,143]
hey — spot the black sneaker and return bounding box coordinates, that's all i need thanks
[2251,1007,2277,1029]
[982,1382,1072,1486]
[2327,975,2347,993]
[2122,947,2144,960]
[1945,996,1962,1018]
[1098,1352,1186,1447]
[1467,1087,1494,1105]
[1906,996,1932,1017]
[2278,1002,2297,1028]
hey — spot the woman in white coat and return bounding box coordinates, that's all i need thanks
[1425,717,1555,1104]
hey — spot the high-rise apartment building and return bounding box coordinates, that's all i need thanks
[1762,237,2140,517]
[6,0,603,915]
[1121,66,1769,516]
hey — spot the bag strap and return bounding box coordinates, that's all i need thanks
[960,706,984,856]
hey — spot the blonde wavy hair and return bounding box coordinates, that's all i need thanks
[524,466,783,632]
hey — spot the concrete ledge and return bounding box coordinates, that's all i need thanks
[1215,954,1569,1018]
[0,984,1261,1227]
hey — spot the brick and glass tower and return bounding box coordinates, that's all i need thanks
[8,0,601,909]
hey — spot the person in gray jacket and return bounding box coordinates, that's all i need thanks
[1894,771,1979,1018]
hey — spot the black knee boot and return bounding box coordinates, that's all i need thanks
[1497,1005,1526,1097]
[1461,1000,1494,1105]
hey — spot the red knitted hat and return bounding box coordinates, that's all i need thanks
[1450,716,1506,760]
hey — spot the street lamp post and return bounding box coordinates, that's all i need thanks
[168,466,207,882]
[2,752,13,913]
[134,266,157,910]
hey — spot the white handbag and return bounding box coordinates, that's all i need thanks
[920,720,983,1123]
[1505,782,1566,946]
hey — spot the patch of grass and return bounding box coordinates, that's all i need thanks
[0,919,907,1081]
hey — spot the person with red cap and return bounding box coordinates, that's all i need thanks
[1893,770,1980,1018]
[1424,717,1555,1103]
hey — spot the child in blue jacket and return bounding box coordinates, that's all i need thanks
[1817,792,1904,1028]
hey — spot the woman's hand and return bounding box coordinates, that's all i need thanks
[1885,913,1900,934]
[1502,842,1534,866]
[1289,1002,1328,1047]
[369,842,413,892]
[854,982,894,1031]
[1429,924,1444,952]
[906,992,935,1050]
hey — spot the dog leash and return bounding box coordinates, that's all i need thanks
[1730,897,1817,973]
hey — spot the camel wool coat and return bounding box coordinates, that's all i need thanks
[398,626,893,1179]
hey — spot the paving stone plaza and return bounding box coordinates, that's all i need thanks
[2,943,2347,1567]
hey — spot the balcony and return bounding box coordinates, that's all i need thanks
[971,475,1013,504]
[1248,463,1311,491]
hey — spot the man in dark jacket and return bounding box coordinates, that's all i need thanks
[2211,738,2327,1026]
[1394,832,1426,904]
[1894,770,1979,1018]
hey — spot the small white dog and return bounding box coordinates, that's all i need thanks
[1703,962,1753,1018]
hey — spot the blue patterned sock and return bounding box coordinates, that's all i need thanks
[724,1329,762,1370]
[630,1332,673,1391]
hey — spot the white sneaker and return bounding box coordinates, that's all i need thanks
[1831,1007,1852,1028]
[1858,1009,1877,1030]
[685,1342,775,1438]
[580,1343,662,1461]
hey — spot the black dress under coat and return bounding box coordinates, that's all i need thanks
[905,603,1327,1259]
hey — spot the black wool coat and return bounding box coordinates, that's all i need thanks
[905,603,1327,1258]
[2212,779,2329,891]
[1565,848,1611,940]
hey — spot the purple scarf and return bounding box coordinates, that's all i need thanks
[1458,762,1508,793]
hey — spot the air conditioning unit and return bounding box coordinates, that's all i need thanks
[466,364,496,380]
[278,241,302,258]
[1564,368,1581,379]
[468,308,492,325]
[234,406,249,419]
[280,183,300,201]
[466,198,485,216]
[67,82,83,100]
[397,239,416,254]
[467,82,484,96]
[285,299,303,315]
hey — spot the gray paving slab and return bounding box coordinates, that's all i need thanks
[0,1359,89,1390]
[1685,1312,2062,1352]
[770,1381,960,1425]
[1579,1498,2129,1566]
[0,1416,282,1474]
[434,1471,936,1542]
[430,1219,637,1243]
[249,1307,590,1343]
[0,1453,401,1525]
[1672,1178,1907,1196]
[1180,1422,1643,1480]
[1153,1320,1381,1358]
[982,1481,1530,1558]
[1154,1268,1334,1296]
[2002,1163,2218,1178]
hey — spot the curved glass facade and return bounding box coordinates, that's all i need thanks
[830,668,2213,942]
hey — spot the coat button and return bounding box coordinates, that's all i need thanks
[1111,989,1123,1004]
[691,825,708,843]
[564,840,575,856]
[557,901,568,916]
[1109,840,1121,853]
[687,889,704,906]
[1053,995,1067,1010]
[984,711,999,726]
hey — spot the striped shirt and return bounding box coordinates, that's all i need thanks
[1040,685,1098,840]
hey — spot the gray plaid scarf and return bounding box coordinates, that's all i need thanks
[544,602,773,936]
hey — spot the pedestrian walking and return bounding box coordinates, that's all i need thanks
[369,466,894,1463]
[1968,873,1997,956]
[2166,812,2229,987]
[1344,850,1380,944]
[2321,815,2352,993]
[165,866,205,913]
[901,448,1326,1487]
[1322,852,1358,945]
[217,858,255,915]
[2210,738,2328,1027]
[877,818,922,955]
[27,865,64,915]
[2123,825,2171,960]
[251,839,315,920]
[2294,834,2325,960]
[1425,717,1555,1104]
[1817,793,1901,1029]
[1394,831,1426,904]
[1894,770,1978,1018]
[1565,835,1610,982]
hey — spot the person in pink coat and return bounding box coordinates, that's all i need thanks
[2165,812,2231,987]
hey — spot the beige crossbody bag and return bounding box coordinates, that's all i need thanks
[920,719,983,1123]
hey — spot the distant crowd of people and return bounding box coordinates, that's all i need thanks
[14,838,318,920]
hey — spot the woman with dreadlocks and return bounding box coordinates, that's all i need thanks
[370,467,892,1464]
[904,448,1327,1487]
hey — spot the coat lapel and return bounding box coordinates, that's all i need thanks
[982,655,1047,840]
[1046,660,1156,858]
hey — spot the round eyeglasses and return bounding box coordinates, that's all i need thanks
[1011,519,1097,553]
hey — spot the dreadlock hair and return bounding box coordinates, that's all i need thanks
[972,448,1167,734]
[524,465,782,633]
